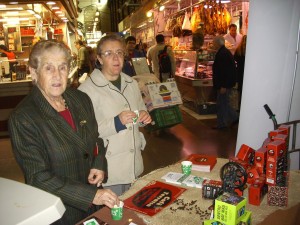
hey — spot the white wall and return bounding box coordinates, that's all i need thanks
[236,0,300,170]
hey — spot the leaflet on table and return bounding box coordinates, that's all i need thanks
[161,172,208,188]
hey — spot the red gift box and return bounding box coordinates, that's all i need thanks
[266,140,286,162]
[255,147,267,174]
[236,144,255,165]
[248,179,267,206]
[247,166,260,184]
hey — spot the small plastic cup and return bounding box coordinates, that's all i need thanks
[111,201,124,220]
[132,110,139,124]
[181,161,192,175]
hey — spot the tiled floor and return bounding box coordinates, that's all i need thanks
[0,108,238,183]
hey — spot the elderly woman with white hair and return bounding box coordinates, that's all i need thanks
[9,40,119,224]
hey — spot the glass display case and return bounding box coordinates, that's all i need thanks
[174,49,215,79]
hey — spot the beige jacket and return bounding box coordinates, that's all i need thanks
[78,69,147,186]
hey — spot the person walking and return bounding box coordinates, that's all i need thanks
[9,40,119,224]
[147,34,176,82]
[74,40,91,77]
[78,34,152,196]
[212,36,239,129]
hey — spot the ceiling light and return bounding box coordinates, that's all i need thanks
[95,11,99,16]
[52,6,59,10]
[46,2,56,5]
[95,18,99,21]
[220,0,231,3]
[0,5,6,9]
[159,5,165,11]
[146,11,152,17]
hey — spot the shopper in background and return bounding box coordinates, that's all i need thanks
[74,40,91,77]
[212,36,239,130]
[147,34,176,81]
[224,24,243,55]
[234,35,247,109]
[9,40,119,225]
[122,35,145,76]
[78,34,152,196]
[0,44,16,60]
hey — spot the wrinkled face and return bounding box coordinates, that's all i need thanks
[31,47,69,99]
[97,40,125,80]
[229,26,237,37]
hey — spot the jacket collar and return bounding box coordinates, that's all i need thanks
[89,69,133,92]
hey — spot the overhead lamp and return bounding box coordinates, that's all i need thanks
[95,11,100,16]
[95,17,99,21]
[46,2,56,5]
[159,5,165,11]
[220,0,231,3]
[52,6,60,10]
[146,11,152,18]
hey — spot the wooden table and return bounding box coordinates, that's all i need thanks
[77,158,300,225]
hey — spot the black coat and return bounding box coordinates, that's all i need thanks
[212,46,237,89]
[9,86,107,224]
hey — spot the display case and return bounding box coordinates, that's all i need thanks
[174,50,216,114]
[174,49,215,79]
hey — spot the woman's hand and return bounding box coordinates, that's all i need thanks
[138,110,152,124]
[88,169,105,187]
[93,189,120,208]
[119,110,138,125]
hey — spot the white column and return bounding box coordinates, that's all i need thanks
[236,0,300,170]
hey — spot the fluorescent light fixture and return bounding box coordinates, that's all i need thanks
[55,10,63,14]
[34,14,41,19]
[46,1,56,5]
[9,2,19,5]
[6,11,19,15]
[0,5,6,9]
[95,11,99,16]
[221,0,231,3]
[95,17,99,21]
[27,9,35,14]
[52,6,60,10]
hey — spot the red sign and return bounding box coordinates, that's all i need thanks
[123,180,186,216]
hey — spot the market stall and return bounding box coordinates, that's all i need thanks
[119,0,250,115]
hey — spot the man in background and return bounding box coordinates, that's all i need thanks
[212,36,239,129]
[122,36,145,76]
[147,34,176,81]
[75,40,91,77]
[224,24,242,55]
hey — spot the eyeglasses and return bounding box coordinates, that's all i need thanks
[101,50,125,58]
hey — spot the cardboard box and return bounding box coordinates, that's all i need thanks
[202,179,223,199]
[246,166,260,184]
[268,129,287,140]
[236,144,255,165]
[214,192,247,225]
[254,147,267,174]
[266,140,286,162]
[248,179,267,206]
[145,81,182,111]
[239,210,252,225]
[203,219,225,225]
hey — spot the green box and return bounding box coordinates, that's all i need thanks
[214,192,247,225]
[145,105,182,131]
[238,210,252,225]
[203,219,225,225]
